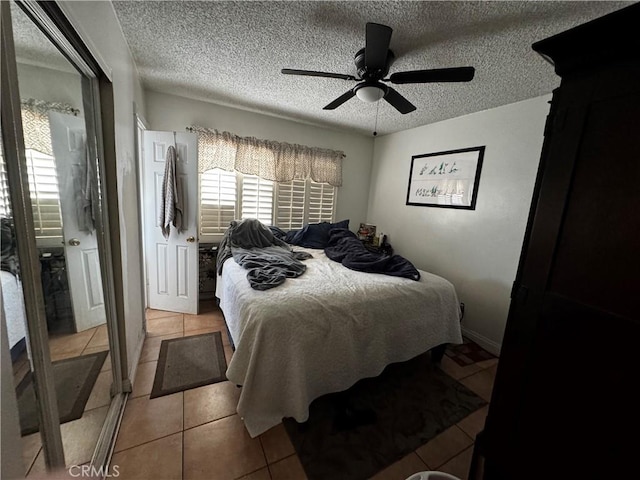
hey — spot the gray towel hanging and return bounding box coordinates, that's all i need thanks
[159,144,184,239]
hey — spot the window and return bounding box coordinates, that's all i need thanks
[25,149,63,238]
[308,181,336,224]
[275,179,306,231]
[275,180,336,231]
[199,169,336,239]
[240,174,274,226]
[0,148,63,239]
[200,168,236,235]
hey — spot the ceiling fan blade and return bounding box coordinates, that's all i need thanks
[389,67,475,84]
[384,87,416,114]
[281,69,356,81]
[323,89,356,110]
[365,23,392,71]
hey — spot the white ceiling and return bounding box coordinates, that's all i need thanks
[11,1,75,73]
[107,1,630,136]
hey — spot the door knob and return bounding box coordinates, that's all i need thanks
[186,236,196,243]
[68,238,81,246]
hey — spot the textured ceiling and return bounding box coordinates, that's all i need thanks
[110,1,630,136]
[11,1,76,73]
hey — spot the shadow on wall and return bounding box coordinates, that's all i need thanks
[457,278,511,354]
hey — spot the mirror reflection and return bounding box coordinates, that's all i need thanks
[2,2,113,473]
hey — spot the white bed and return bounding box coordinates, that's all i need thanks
[216,247,463,437]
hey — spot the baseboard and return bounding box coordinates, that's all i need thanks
[460,326,502,357]
[125,328,146,393]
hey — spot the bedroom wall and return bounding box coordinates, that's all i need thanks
[17,63,83,109]
[144,90,374,227]
[367,95,551,354]
[59,0,147,378]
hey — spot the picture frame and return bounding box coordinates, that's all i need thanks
[405,146,485,209]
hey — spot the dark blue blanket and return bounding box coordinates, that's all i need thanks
[324,229,420,281]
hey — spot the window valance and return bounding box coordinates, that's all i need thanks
[21,98,79,156]
[188,126,344,187]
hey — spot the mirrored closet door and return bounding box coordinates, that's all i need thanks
[1,1,124,475]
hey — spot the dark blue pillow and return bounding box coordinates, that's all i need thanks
[299,219,350,248]
[332,219,349,230]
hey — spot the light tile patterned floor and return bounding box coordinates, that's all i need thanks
[109,303,498,480]
[23,323,113,476]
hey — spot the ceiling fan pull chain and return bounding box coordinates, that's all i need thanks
[373,101,380,136]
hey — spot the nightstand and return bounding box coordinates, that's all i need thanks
[198,244,218,300]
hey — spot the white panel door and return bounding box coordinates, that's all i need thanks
[143,131,199,314]
[49,112,106,332]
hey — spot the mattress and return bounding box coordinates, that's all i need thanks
[216,247,462,437]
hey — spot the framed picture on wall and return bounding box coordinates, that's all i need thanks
[406,146,485,209]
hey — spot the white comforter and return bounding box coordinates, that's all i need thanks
[217,248,462,437]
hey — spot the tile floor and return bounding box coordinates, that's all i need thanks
[22,323,113,477]
[109,303,498,480]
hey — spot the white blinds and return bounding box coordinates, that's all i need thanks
[275,179,335,231]
[199,170,336,238]
[241,175,273,225]
[308,182,335,224]
[200,170,275,234]
[276,180,306,231]
[25,149,63,238]
[200,168,237,234]
[0,148,64,238]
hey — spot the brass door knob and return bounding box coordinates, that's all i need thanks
[68,238,81,246]
[186,236,196,243]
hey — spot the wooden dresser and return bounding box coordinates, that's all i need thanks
[470,4,640,479]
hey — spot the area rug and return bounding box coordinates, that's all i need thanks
[17,350,108,436]
[283,351,487,480]
[150,332,227,399]
[445,339,496,367]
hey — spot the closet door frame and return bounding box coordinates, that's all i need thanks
[1,1,65,467]
[1,0,127,471]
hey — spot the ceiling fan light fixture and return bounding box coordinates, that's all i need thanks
[282,22,474,115]
[355,84,385,103]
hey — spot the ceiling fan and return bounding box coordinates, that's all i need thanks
[282,22,475,114]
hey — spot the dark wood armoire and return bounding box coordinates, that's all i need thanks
[470,4,640,479]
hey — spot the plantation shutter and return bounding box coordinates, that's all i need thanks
[0,149,10,218]
[200,168,237,234]
[308,182,335,224]
[240,174,273,225]
[0,150,64,238]
[198,171,337,239]
[276,179,306,230]
[26,149,63,237]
